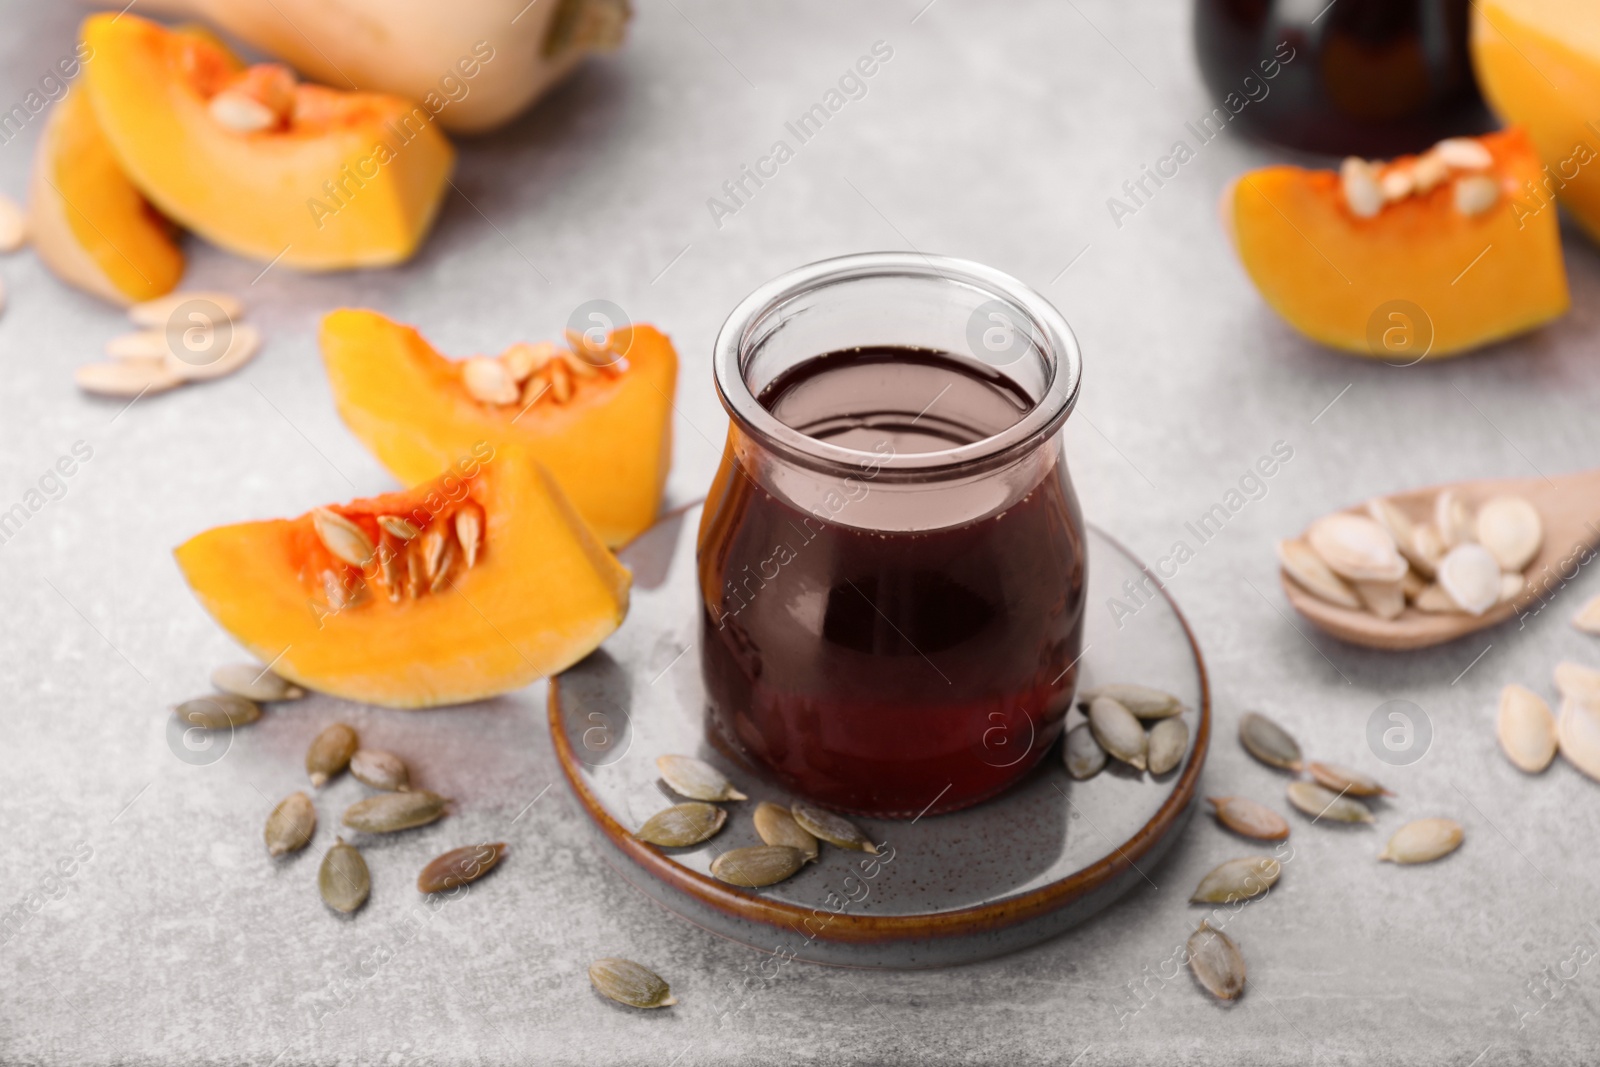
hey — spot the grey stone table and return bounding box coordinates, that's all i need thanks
[3,1,1599,1064]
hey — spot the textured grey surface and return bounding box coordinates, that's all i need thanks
[2,1,1599,1065]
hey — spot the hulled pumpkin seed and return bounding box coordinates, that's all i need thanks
[1239,712,1302,771]
[350,748,409,791]
[1191,856,1281,904]
[1063,722,1107,780]
[264,791,316,856]
[710,845,806,887]
[1306,761,1393,798]
[589,957,676,1009]
[1080,683,1183,719]
[1379,819,1463,864]
[752,801,818,861]
[1207,796,1289,841]
[634,803,727,848]
[1187,921,1246,1000]
[306,722,359,787]
[211,663,304,702]
[342,790,449,833]
[319,838,370,913]
[1497,684,1557,773]
[1088,696,1147,770]
[790,804,877,853]
[656,754,747,802]
[1147,717,1189,775]
[174,693,261,729]
[417,842,506,892]
[1286,781,1374,824]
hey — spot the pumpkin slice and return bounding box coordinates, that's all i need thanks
[174,446,630,708]
[320,309,677,548]
[80,13,454,271]
[29,84,184,305]
[1224,128,1568,359]
[1472,0,1600,245]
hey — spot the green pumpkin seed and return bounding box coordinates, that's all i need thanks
[174,693,260,729]
[342,790,449,833]
[1306,761,1392,797]
[655,754,747,802]
[1190,856,1281,904]
[1081,683,1183,719]
[634,803,727,847]
[1088,697,1146,770]
[790,804,877,853]
[211,662,304,702]
[1188,921,1246,1000]
[1239,712,1302,771]
[752,802,818,860]
[1286,781,1374,824]
[349,749,409,791]
[264,791,317,856]
[710,845,806,887]
[1063,723,1107,780]
[1147,717,1189,775]
[319,838,370,914]
[306,723,359,787]
[1207,796,1289,841]
[1379,818,1463,864]
[589,957,676,1008]
[417,842,506,892]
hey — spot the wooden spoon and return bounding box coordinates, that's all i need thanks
[1281,468,1600,650]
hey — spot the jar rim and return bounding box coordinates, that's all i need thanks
[712,252,1083,477]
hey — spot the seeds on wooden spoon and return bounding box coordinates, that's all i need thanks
[1063,722,1107,780]
[1352,578,1404,620]
[1499,571,1524,604]
[312,508,375,568]
[1079,683,1183,719]
[1239,712,1302,771]
[634,803,727,848]
[1557,697,1600,783]
[1554,661,1600,704]
[1088,696,1147,770]
[752,802,818,861]
[1207,797,1289,841]
[418,843,506,893]
[710,845,806,887]
[1191,856,1281,904]
[1277,538,1360,609]
[1307,513,1406,582]
[1413,583,1463,614]
[1306,761,1393,798]
[1497,684,1557,773]
[656,754,747,802]
[343,790,449,833]
[1574,594,1600,634]
[791,804,877,853]
[589,958,676,1008]
[1437,543,1500,615]
[1409,523,1446,577]
[1434,490,1475,548]
[319,838,370,914]
[1286,781,1374,824]
[1400,568,1427,601]
[211,662,303,702]
[1379,819,1463,864]
[264,791,316,856]
[306,722,359,787]
[1187,921,1246,1000]
[175,693,261,729]
[1474,495,1542,571]
[350,748,410,791]
[1147,717,1189,775]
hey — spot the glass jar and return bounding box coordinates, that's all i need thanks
[697,253,1088,818]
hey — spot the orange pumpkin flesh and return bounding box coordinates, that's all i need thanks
[174,447,630,708]
[320,310,677,548]
[1224,128,1568,359]
[81,13,454,270]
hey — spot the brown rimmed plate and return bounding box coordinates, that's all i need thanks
[550,503,1209,968]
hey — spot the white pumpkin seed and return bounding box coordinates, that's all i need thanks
[1496,684,1556,774]
[264,791,316,856]
[500,341,552,383]
[1413,583,1463,614]
[1340,157,1383,218]
[635,802,727,848]
[211,662,304,702]
[455,504,483,568]
[1239,712,1302,771]
[318,838,370,913]
[428,537,458,593]
[1379,818,1463,864]
[710,845,806,887]
[1437,543,1500,615]
[1412,151,1449,192]
[350,749,409,791]
[209,89,278,132]
[753,802,818,860]
[1187,921,1246,1001]
[1401,568,1428,600]
[129,290,244,328]
[1499,571,1524,604]
[1409,523,1446,577]
[378,515,420,541]
[306,723,358,787]
[1147,717,1189,776]
[1574,594,1600,634]
[1307,761,1392,798]
[1207,796,1289,841]
[1191,856,1281,903]
[342,790,449,833]
[589,958,676,1008]
[791,804,877,853]
[656,754,747,802]
[1380,166,1414,201]
[1353,578,1405,620]
[1558,697,1600,783]
[1286,781,1374,824]
[1307,513,1406,582]
[1277,538,1361,609]
[174,693,261,729]
[1088,696,1147,770]
[106,330,170,360]
[419,525,449,581]
[1474,495,1542,572]
[462,356,518,404]
[1453,174,1500,215]
[74,359,184,397]
[1434,491,1475,548]
[165,323,261,382]
[1063,722,1107,780]
[312,508,375,568]
[0,193,27,253]
[1554,661,1600,704]
[1433,137,1493,170]
[1079,683,1183,719]
[1366,497,1416,554]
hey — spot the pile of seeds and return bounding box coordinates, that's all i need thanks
[1339,136,1502,220]
[174,660,503,916]
[1498,661,1600,782]
[76,290,262,397]
[460,329,626,409]
[1280,490,1542,619]
[310,501,485,613]
[1064,683,1191,779]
